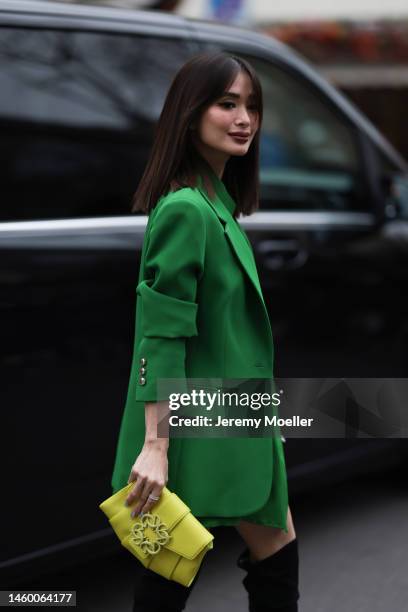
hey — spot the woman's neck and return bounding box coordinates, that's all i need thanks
[193,143,228,179]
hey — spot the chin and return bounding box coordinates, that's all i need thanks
[220,142,250,156]
[229,146,250,156]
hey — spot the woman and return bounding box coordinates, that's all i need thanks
[111,52,300,611]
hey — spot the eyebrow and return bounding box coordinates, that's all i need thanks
[221,91,256,100]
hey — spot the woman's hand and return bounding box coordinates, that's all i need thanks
[125,439,168,517]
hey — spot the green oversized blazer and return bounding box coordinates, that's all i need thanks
[111,169,288,530]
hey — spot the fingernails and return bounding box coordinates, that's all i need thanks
[131,510,143,518]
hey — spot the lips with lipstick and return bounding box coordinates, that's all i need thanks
[228,132,250,143]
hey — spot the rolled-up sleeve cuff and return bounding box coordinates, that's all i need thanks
[137,280,198,338]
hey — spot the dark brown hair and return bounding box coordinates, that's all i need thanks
[131,51,263,218]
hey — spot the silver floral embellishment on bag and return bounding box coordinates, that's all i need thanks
[131,512,171,555]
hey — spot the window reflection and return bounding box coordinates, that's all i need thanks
[240,55,368,212]
[0,28,192,220]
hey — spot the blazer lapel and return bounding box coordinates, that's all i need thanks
[196,184,266,307]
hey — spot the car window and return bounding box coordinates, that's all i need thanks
[229,53,370,212]
[0,27,193,221]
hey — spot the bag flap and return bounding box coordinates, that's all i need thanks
[100,483,214,560]
[164,512,214,559]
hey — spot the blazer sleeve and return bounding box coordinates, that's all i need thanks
[134,197,206,402]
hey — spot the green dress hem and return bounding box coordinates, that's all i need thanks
[197,516,289,532]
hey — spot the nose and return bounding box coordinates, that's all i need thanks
[235,106,250,127]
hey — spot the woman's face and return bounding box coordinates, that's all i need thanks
[193,70,259,172]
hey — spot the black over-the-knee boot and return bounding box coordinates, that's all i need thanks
[132,560,205,612]
[236,537,300,612]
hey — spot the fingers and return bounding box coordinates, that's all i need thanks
[131,478,152,517]
[126,474,144,506]
[135,485,163,517]
[125,474,165,518]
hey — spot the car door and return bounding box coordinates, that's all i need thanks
[0,17,197,580]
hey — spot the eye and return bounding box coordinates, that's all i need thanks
[219,101,235,109]
[247,104,258,112]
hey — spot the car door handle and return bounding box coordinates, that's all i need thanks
[255,239,309,271]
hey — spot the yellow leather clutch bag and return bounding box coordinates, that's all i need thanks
[99,482,214,587]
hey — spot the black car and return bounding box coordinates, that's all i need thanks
[1,0,407,585]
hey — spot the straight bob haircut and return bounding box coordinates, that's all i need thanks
[131,51,263,218]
